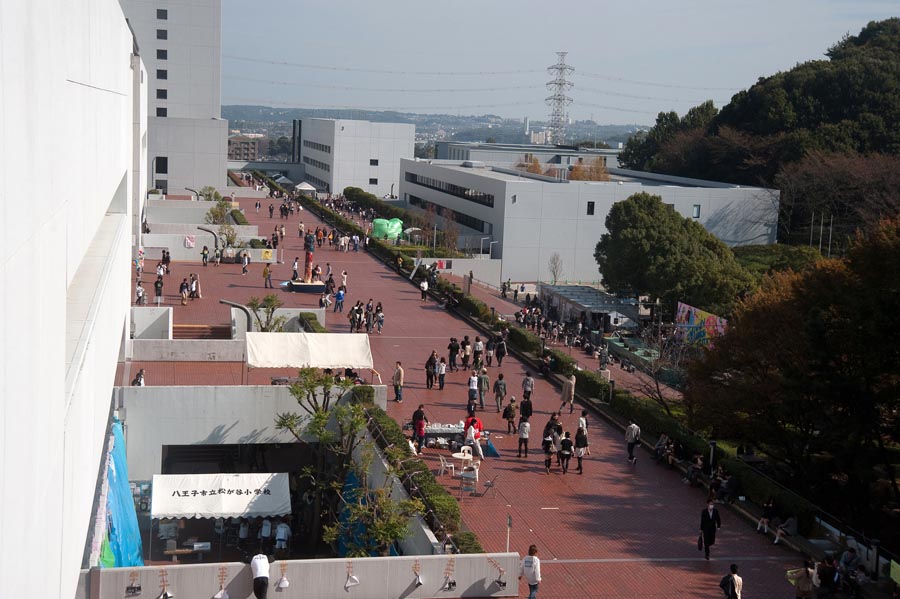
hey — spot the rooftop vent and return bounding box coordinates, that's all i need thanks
[461,160,486,168]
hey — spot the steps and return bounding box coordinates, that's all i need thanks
[172,324,231,340]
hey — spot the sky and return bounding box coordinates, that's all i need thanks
[221,0,897,125]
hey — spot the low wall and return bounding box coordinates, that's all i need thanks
[130,339,245,362]
[80,552,519,599]
[423,258,502,287]
[131,307,171,339]
[231,307,327,339]
[143,235,277,263]
[148,222,258,237]
[146,199,213,224]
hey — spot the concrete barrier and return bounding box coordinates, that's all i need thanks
[131,307,171,339]
[130,339,245,362]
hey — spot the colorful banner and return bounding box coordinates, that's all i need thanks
[675,302,727,345]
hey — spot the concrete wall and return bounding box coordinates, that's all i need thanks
[131,307,172,339]
[149,222,258,237]
[82,552,519,599]
[422,258,502,287]
[142,235,277,262]
[227,159,305,183]
[130,339,245,361]
[0,1,142,597]
[231,307,327,338]
[148,116,228,191]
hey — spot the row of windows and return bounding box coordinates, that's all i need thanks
[405,172,494,208]
[305,174,329,192]
[302,156,330,172]
[408,195,486,233]
[303,140,331,154]
[583,200,699,218]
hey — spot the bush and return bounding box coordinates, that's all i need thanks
[575,370,610,401]
[453,531,485,554]
[722,458,816,535]
[248,239,267,249]
[507,327,541,354]
[609,391,709,457]
[549,349,577,376]
[230,209,249,225]
[349,385,375,407]
[298,312,327,333]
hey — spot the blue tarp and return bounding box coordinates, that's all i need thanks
[105,420,143,567]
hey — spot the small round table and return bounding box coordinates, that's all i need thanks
[451,451,473,472]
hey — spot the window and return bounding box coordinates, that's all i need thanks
[586,201,595,216]
[156,29,167,40]
[302,140,331,154]
[154,179,168,191]
[156,107,167,117]
[157,49,167,60]
[157,8,168,19]
[156,69,167,80]
[156,157,168,174]
[369,159,379,166]
[301,156,330,172]
[369,178,378,185]
[408,195,486,233]
[404,172,495,208]
[692,204,701,219]
[156,89,167,99]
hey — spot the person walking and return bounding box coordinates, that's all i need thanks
[700,500,722,560]
[492,372,507,412]
[425,351,437,390]
[437,357,447,390]
[213,247,221,266]
[522,372,535,402]
[392,361,404,403]
[519,545,542,599]
[517,414,530,457]
[447,338,460,372]
[519,395,534,423]
[559,431,574,474]
[485,337,495,367]
[419,278,428,301]
[477,368,490,410]
[574,427,588,474]
[412,404,428,451]
[241,251,250,275]
[467,370,479,404]
[263,264,273,288]
[154,276,164,305]
[625,419,641,464]
[179,277,189,305]
[504,397,518,433]
[718,563,742,598]
[376,307,385,334]
[201,245,209,266]
[578,410,592,456]
[495,336,507,366]
[333,288,345,313]
[558,373,576,414]
[135,280,145,305]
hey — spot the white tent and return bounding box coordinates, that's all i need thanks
[245,332,373,369]
[150,473,291,520]
[294,182,316,192]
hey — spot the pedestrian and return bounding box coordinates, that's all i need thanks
[460,335,471,369]
[468,370,479,403]
[700,500,722,560]
[447,337,460,372]
[179,277,189,305]
[131,368,146,386]
[250,552,274,599]
[578,410,592,456]
[786,560,816,599]
[425,351,437,390]
[485,337,495,367]
[559,431,574,474]
[466,396,478,418]
[135,280,145,305]
[392,361,404,403]
[279,224,285,240]
[189,273,199,299]
[520,394,534,423]
[376,307,385,334]
[255,200,261,214]
[492,372,507,412]
[201,245,209,266]
[298,221,305,238]
[477,368,490,410]
[214,247,221,266]
[437,357,447,389]
[292,258,299,281]
[757,497,775,535]
[625,419,641,464]
[503,396,518,433]
[242,251,250,275]
[522,372,535,401]
[341,270,348,290]
[420,278,428,301]
[154,275,164,305]
[519,545,541,599]
[513,285,519,303]
[542,430,555,474]
[575,427,588,474]
[263,264,273,288]
[472,336,484,369]
[559,373,576,414]
[412,404,428,451]
[718,563,742,599]
[495,336,507,366]
[269,203,274,218]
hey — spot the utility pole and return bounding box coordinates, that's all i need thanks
[546,52,574,145]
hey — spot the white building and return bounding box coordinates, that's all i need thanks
[119,0,227,193]
[435,141,621,169]
[399,159,779,284]
[0,1,146,597]
[299,118,414,197]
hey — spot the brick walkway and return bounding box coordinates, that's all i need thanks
[131,193,800,597]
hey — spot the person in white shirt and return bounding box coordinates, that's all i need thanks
[238,518,249,548]
[250,552,273,599]
[420,279,429,301]
[625,420,641,464]
[468,371,479,402]
[519,544,542,599]
[258,517,272,550]
[274,518,291,551]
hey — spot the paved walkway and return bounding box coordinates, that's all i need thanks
[130,193,800,598]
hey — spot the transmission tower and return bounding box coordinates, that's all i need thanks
[545,51,574,145]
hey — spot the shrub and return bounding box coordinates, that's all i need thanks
[575,370,610,401]
[298,312,327,333]
[230,209,249,225]
[549,349,577,376]
[349,385,375,407]
[453,531,485,554]
[248,239,267,249]
[609,391,709,457]
[722,458,816,535]
[507,327,542,354]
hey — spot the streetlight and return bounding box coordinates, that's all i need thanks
[479,236,490,257]
[488,240,499,258]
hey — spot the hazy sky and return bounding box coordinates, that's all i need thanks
[221,0,897,125]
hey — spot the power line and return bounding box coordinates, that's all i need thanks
[223,54,543,76]
[579,71,740,91]
[546,52,575,144]
[577,85,728,105]
[222,97,547,112]
[223,75,544,93]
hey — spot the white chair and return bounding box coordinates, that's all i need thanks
[460,446,473,457]
[439,455,455,477]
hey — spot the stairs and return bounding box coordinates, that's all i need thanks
[172,324,232,340]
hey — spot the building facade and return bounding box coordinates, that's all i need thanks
[435,141,621,169]
[119,0,227,192]
[228,135,262,161]
[299,118,414,197]
[0,0,146,596]
[399,159,779,284]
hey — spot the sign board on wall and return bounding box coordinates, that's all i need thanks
[675,302,727,345]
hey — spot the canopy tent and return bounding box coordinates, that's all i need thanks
[245,332,373,369]
[294,182,316,192]
[150,473,291,520]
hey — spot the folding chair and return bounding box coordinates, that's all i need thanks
[481,474,500,497]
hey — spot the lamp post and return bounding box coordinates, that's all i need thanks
[479,236,490,257]
[488,240,499,259]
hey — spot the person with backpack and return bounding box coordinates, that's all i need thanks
[718,563,742,598]
[503,397,518,433]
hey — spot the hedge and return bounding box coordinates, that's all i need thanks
[230,209,249,225]
[298,312,327,333]
[507,327,541,354]
[722,458,816,535]
[575,370,610,401]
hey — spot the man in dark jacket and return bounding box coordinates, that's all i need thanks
[700,500,722,560]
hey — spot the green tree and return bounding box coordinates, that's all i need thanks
[594,192,753,316]
[205,198,231,225]
[731,244,822,284]
[247,294,288,332]
[199,185,222,202]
